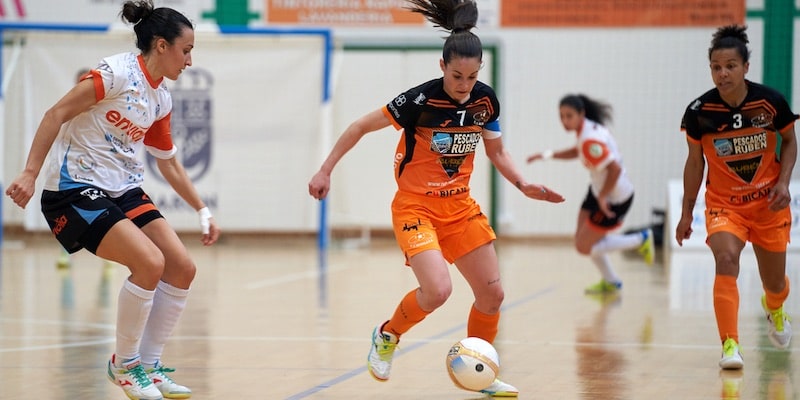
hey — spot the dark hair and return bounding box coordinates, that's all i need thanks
[708,24,750,63]
[406,0,482,64]
[120,0,193,54]
[560,94,613,125]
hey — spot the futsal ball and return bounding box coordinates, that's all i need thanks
[446,337,499,391]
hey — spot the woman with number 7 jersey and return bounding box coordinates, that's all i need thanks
[309,0,564,397]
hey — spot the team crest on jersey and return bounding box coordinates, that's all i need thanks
[472,109,490,126]
[413,93,426,105]
[750,113,773,128]
[147,68,214,183]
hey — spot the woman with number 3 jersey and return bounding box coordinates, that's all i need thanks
[676,24,798,370]
[309,0,563,396]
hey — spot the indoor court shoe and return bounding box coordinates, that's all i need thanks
[367,322,398,381]
[146,361,192,399]
[478,378,519,397]
[107,355,164,400]
[719,338,744,370]
[584,280,622,295]
[637,228,655,265]
[762,296,792,349]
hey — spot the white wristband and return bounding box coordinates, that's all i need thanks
[198,207,212,235]
[541,150,554,160]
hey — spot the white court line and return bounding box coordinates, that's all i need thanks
[245,263,347,290]
[0,338,114,353]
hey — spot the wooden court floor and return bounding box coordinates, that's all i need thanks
[0,232,798,399]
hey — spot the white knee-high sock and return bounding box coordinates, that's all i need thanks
[589,252,621,284]
[590,232,643,254]
[115,279,155,363]
[140,280,189,366]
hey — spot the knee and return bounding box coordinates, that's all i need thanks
[136,252,166,287]
[714,252,739,275]
[420,283,452,310]
[483,286,505,309]
[163,256,197,288]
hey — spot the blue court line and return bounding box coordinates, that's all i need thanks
[284,284,557,400]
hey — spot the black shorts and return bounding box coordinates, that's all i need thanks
[41,186,163,254]
[580,187,634,229]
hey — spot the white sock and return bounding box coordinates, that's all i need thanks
[590,232,643,254]
[115,279,155,364]
[590,252,621,284]
[140,280,189,366]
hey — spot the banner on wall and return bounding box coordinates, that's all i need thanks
[6,30,326,232]
[501,0,745,27]
[264,0,424,26]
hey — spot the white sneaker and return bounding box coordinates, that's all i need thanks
[479,378,519,397]
[762,295,792,349]
[107,355,163,400]
[147,361,192,399]
[367,322,398,381]
[718,338,744,370]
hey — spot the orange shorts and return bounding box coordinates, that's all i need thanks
[391,191,496,264]
[705,203,791,252]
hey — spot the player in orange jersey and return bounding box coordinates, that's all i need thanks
[676,24,798,370]
[527,94,655,296]
[308,1,563,396]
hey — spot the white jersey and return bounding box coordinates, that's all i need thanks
[42,52,177,198]
[577,118,634,203]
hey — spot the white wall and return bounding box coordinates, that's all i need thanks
[3,21,800,236]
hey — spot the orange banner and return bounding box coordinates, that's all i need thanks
[266,0,424,26]
[501,0,745,27]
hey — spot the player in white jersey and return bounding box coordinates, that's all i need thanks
[527,94,654,295]
[5,1,219,399]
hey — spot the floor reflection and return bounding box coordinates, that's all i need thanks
[575,293,627,400]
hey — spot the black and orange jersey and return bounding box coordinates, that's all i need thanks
[681,80,799,208]
[382,78,500,198]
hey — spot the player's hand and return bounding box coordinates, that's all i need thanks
[197,207,220,246]
[4,170,37,209]
[768,182,791,211]
[526,153,542,163]
[526,150,553,164]
[598,197,616,218]
[308,171,331,200]
[675,214,693,246]
[518,182,565,203]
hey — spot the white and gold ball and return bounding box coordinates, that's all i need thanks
[446,337,499,391]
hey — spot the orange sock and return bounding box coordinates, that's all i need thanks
[764,275,790,311]
[383,289,430,337]
[713,274,739,343]
[467,305,500,343]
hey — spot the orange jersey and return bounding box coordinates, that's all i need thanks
[382,78,500,198]
[681,81,799,209]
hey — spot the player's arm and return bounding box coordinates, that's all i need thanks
[5,78,97,208]
[676,138,704,245]
[526,146,578,163]
[769,124,798,211]
[156,156,220,245]
[484,136,564,203]
[308,108,391,200]
[596,160,622,217]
